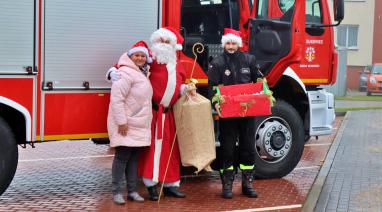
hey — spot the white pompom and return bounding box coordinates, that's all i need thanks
[175,44,183,50]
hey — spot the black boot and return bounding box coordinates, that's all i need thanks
[147,186,159,201]
[241,169,258,198]
[163,187,186,198]
[220,170,235,199]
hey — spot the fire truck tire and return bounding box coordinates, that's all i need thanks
[254,100,305,179]
[0,117,18,196]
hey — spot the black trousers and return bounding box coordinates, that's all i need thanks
[218,117,256,170]
[112,147,140,195]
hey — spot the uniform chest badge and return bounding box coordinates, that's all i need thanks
[241,68,250,74]
[225,69,231,76]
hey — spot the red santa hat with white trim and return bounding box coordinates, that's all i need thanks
[128,40,153,63]
[150,26,184,50]
[221,28,243,48]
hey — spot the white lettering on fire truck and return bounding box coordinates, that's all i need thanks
[306,39,324,45]
[299,64,320,68]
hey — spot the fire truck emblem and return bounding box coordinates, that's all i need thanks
[225,69,231,76]
[305,47,316,62]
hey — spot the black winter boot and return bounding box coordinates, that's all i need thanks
[147,186,159,201]
[220,170,235,199]
[163,187,186,198]
[241,169,258,198]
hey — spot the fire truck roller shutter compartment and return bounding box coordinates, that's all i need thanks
[43,0,160,89]
[0,0,34,74]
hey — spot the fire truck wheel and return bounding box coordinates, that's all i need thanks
[254,100,305,179]
[0,117,18,196]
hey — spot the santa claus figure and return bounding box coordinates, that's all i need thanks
[138,27,192,200]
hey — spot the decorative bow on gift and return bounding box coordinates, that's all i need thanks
[239,99,256,117]
[258,78,276,107]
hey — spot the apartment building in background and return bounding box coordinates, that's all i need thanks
[337,0,382,90]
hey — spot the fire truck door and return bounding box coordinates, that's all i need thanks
[293,0,333,85]
[248,0,305,86]
[267,0,333,85]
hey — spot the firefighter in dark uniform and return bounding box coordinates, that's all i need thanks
[208,28,260,199]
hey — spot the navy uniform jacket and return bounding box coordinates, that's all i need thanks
[207,50,261,105]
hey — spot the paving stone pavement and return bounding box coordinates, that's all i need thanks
[0,118,343,212]
[315,110,382,212]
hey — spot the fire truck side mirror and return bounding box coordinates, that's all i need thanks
[333,0,344,22]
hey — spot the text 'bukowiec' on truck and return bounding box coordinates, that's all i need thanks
[0,0,344,195]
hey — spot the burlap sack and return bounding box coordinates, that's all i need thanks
[173,93,216,173]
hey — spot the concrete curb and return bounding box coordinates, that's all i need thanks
[335,111,346,117]
[301,112,351,212]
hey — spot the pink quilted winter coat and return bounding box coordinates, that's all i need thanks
[107,53,153,147]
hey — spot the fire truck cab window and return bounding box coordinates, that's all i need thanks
[257,0,269,19]
[306,0,322,23]
[181,0,239,44]
[278,0,323,24]
[278,0,295,13]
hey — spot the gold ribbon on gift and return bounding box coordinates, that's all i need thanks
[239,99,256,117]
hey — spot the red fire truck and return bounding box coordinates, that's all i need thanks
[0,0,344,195]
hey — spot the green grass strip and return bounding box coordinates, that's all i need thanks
[335,106,382,112]
[335,95,382,101]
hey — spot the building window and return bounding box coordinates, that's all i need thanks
[337,25,359,49]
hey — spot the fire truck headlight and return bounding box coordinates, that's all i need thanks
[370,77,377,84]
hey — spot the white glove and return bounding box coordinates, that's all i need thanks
[180,84,187,96]
[105,67,121,83]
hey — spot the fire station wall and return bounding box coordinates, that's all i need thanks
[372,0,382,63]
[346,65,364,90]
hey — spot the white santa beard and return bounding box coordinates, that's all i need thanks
[151,43,177,65]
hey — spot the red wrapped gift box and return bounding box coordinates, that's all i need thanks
[218,83,271,118]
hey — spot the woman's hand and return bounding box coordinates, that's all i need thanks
[118,124,128,136]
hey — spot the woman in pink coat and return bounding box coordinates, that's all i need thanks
[107,41,153,205]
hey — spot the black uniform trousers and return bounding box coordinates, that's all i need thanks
[218,116,256,170]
